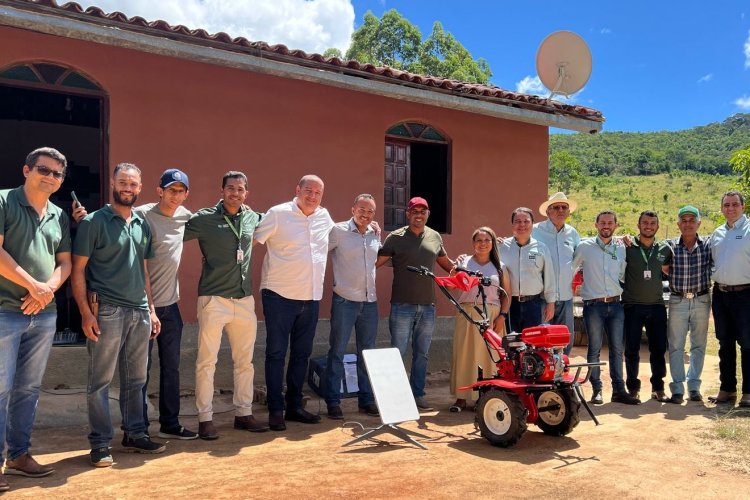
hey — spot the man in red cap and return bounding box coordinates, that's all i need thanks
[376,197,454,411]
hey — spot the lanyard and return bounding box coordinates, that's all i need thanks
[639,243,654,266]
[223,213,243,242]
[596,239,618,259]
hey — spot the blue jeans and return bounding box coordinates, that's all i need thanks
[87,303,150,449]
[551,300,575,355]
[142,303,184,431]
[389,303,435,397]
[324,293,378,408]
[624,303,668,392]
[508,296,544,333]
[583,301,626,393]
[712,287,750,394]
[262,289,319,413]
[668,294,710,395]
[0,311,56,460]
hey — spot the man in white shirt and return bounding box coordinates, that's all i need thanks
[255,175,334,431]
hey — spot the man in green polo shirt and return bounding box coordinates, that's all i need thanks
[183,171,268,439]
[0,147,71,492]
[622,210,673,402]
[72,163,165,467]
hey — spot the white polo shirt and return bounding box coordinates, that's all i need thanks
[255,198,334,300]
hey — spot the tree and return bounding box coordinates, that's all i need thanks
[549,150,587,193]
[345,10,492,84]
[729,143,750,209]
[322,48,343,59]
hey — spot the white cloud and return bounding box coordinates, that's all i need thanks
[74,0,355,54]
[696,73,713,83]
[736,95,750,109]
[745,30,750,69]
[600,28,612,35]
[515,75,582,103]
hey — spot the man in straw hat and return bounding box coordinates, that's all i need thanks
[533,192,581,355]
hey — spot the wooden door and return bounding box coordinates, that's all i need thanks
[384,141,410,230]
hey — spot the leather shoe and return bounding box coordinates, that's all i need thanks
[198,420,219,440]
[628,388,640,401]
[285,408,321,424]
[590,390,604,405]
[739,394,750,408]
[234,415,269,432]
[652,390,669,402]
[358,404,379,417]
[667,394,684,404]
[689,391,703,402]
[327,405,344,420]
[3,453,54,477]
[269,411,286,431]
[612,391,641,405]
[708,390,737,404]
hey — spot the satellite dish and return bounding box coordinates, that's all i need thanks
[535,31,592,100]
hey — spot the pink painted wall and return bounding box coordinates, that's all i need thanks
[1,26,550,320]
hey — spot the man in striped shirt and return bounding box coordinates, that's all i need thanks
[664,205,712,404]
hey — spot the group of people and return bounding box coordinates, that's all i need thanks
[1,146,749,492]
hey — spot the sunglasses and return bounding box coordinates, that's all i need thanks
[549,205,569,211]
[34,165,65,180]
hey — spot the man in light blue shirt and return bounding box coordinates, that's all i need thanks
[324,194,381,420]
[572,210,639,406]
[709,190,750,407]
[533,192,581,355]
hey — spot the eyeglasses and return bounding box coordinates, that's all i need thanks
[549,205,569,211]
[33,165,65,180]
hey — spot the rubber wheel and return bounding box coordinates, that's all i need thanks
[475,389,528,448]
[535,388,581,436]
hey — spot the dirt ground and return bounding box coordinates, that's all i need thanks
[3,347,750,499]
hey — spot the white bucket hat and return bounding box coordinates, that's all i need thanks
[539,192,578,216]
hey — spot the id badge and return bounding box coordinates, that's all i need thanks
[236,248,244,264]
[643,270,652,280]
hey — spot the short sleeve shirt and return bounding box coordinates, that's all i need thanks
[378,225,447,305]
[622,238,673,305]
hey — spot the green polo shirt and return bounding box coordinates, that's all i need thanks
[378,225,447,305]
[622,237,673,305]
[184,201,261,298]
[0,187,71,311]
[73,205,153,309]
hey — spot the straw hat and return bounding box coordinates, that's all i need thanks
[539,192,578,216]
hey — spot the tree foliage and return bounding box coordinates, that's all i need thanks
[344,10,492,84]
[549,150,586,192]
[729,143,750,207]
[549,113,750,177]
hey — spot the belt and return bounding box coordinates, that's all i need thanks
[715,283,750,293]
[585,295,620,304]
[671,289,709,299]
[514,294,541,303]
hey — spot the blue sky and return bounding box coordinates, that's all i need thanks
[74,0,750,132]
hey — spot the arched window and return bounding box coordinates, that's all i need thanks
[0,62,102,91]
[384,122,451,233]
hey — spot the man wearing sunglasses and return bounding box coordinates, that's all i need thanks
[0,148,72,491]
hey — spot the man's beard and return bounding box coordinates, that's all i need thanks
[113,189,137,207]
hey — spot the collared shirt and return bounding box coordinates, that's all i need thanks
[532,220,580,302]
[255,198,334,301]
[328,219,380,302]
[184,201,261,299]
[572,236,626,301]
[73,204,153,309]
[499,237,557,303]
[711,214,750,285]
[136,203,192,307]
[666,235,712,294]
[0,187,71,311]
[455,256,505,306]
[622,237,673,305]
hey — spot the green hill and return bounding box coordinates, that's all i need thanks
[550,113,750,176]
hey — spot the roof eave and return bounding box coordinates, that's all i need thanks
[0,3,603,133]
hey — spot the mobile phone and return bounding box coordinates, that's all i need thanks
[71,191,81,208]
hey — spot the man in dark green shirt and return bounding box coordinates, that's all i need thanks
[0,148,71,490]
[622,210,673,402]
[72,163,165,467]
[183,171,268,439]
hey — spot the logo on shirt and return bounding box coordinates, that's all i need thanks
[737,235,743,240]
[528,254,537,260]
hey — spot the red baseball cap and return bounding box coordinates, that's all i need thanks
[407,197,429,210]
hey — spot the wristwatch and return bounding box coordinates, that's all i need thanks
[498,311,508,318]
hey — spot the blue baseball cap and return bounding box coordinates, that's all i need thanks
[159,168,189,190]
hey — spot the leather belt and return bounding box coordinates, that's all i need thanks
[585,295,620,304]
[514,294,541,303]
[715,283,750,293]
[671,290,709,299]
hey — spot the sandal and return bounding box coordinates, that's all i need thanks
[449,399,467,413]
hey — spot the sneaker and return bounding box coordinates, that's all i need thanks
[414,397,434,411]
[358,403,380,417]
[90,447,113,468]
[121,435,166,454]
[628,388,640,401]
[612,391,641,405]
[651,390,669,402]
[590,390,604,405]
[667,394,684,404]
[158,426,198,440]
[689,391,703,402]
[3,453,54,477]
[327,405,344,420]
